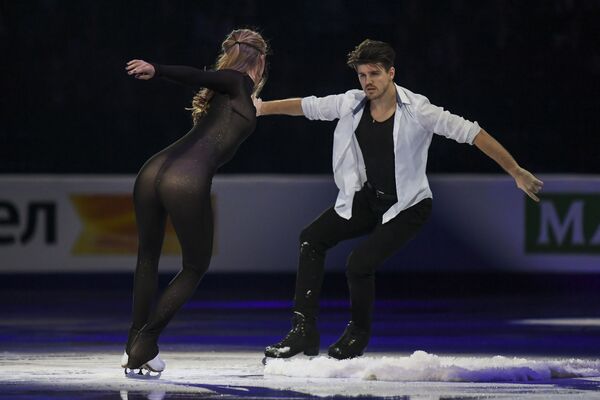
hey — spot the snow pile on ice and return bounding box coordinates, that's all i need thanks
[264,350,600,382]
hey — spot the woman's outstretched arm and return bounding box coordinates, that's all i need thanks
[125,59,240,94]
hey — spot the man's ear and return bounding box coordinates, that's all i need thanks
[389,66,395,80]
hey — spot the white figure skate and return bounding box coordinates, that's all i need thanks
[122,350,166,377]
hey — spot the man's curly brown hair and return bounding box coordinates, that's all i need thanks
[346,39,395,71]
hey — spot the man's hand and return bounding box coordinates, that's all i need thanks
[252,96,263,116]
[513,167,544,202]
[126,59,155,80]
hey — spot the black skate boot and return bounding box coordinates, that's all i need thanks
[264,312,319,360]
[328,321,370,360]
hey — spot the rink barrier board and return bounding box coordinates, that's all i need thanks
[0,174,599,273]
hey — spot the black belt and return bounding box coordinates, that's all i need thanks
[364,182,397,202]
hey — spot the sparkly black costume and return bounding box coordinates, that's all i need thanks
[129,66,256,342]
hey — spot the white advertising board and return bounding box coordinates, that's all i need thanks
[1,175,599,273]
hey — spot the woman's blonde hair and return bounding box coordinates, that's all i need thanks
[190,29,268,124]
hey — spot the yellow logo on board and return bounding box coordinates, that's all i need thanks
[70,194,218,255]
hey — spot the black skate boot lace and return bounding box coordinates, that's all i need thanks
[276,316,308,346]
[339,324,363,348]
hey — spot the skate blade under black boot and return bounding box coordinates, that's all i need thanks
[262,346,319,365]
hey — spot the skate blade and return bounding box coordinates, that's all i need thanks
[262,353,319,365]
[124,367,161,379]
[326,353,364,361]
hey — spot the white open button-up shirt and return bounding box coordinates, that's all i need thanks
[301,84,481,224]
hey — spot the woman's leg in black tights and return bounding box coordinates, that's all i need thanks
[142,175,214,336]
[130,160,167,337]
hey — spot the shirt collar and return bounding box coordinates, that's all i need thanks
[352,83,410,115]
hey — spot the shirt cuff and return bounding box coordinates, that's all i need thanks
[466,121,482,145]
[301,96,318,120]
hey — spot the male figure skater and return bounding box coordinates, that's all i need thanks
[254,39,543,360]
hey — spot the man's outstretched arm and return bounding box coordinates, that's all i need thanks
[473,129,544,202]
[254,98,304,116]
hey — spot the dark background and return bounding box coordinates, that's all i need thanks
[1,0,599,175]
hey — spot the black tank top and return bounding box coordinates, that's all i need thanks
[354,102,397,196]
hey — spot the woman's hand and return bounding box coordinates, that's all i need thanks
[513,166,544,202]
[126,59,156,80]
[252,95,263,116]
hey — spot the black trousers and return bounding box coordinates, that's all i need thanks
[293,185,432,331]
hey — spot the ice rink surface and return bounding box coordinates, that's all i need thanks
[2,274,600,399]
[2,349,600,399]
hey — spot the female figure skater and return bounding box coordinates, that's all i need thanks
[121,28,268,373]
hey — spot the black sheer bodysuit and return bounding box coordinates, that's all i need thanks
[130,65,256,341]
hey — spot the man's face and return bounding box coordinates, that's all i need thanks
[356,63,395,100]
